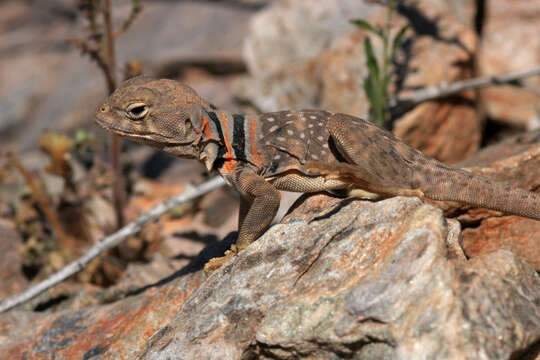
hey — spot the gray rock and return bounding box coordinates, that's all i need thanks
[243,0,378,74]
[0,195,538,359]
[139,196,539,359]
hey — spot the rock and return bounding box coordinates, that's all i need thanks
[243,0,379,75]
[1,195,538,359]
[478,0,540,128]
[0,220,28,299]
[239,0,481,163]
[454,130,540,270]
[391,0,481,164]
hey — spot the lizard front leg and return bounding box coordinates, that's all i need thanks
[204,168,281,273]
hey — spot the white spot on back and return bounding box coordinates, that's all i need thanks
[269,125,279,132]
[311,154,319,160]
[317,136,324,141]
[310,115,317,120]
[274,154,281,160]
[267,117,275,122]
[308,123,313,128]
[277,136,286,142]
[287,129,294,135]
[300,133,305,139]
[286,113,293,117]
[318,122,323,126]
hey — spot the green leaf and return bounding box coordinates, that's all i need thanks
[350,19,377,34]
[374,25,385,38]
[364,73,376,105]
[364,37,380,82]
[391,24,409,57]
[364,73,384,125]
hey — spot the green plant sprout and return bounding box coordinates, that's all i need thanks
[351,1,408,128]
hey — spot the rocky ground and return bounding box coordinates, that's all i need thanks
[0,0,539,359]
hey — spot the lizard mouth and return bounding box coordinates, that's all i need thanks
[94,115,196,145]
[94,115,157,138]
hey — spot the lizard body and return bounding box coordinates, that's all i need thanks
[95,76,540,271]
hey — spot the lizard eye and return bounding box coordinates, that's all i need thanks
[126,102,149,120]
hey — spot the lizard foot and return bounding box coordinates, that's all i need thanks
[204,245,238,275]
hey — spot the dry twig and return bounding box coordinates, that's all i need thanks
[389,65,540,109]
[8,153,75,250]
[0,176,226,313]
[71,0,143,229]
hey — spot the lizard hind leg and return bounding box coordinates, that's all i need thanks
[323,113,426,199]
[306,160,424,199]
[326,114,540,220]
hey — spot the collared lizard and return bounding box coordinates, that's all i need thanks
[95,76,540,272]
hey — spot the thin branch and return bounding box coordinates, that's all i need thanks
[67,37,115,90]
[101,0,126,229]
[0,177,226,313]
[114,0,142,38]
[102,0,117,92]
[8,154,76,250]
[389,65,540,109]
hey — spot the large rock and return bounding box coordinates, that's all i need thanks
[455,130,540,270]
[478,0,540,128]
[1,194,538,359]
[243,0,379,76]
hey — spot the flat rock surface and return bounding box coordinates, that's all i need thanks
[1,195,538,359]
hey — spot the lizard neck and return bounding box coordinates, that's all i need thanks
[199,107,227,145]
[197,107,253,172]
[198,107,232,171]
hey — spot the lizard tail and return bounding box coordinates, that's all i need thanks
[305,160,540,220]
[418,165,540,221]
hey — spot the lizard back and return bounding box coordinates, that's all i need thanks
[251,110,336,178]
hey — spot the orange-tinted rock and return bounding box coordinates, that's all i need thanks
[462,216,540,269]
[1,194,539,359]
[451,131,540,270]
[0,270,205,359]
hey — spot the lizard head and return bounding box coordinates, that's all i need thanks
[95,76,210,159]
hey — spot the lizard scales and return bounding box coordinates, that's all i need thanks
[95,76,540,271]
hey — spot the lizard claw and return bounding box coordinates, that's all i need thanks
[203,245,239,275]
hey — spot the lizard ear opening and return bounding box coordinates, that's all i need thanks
[126,102,149,120]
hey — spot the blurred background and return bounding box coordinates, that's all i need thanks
[0,0,539,310]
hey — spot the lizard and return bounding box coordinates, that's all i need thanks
[94,76,540,272]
